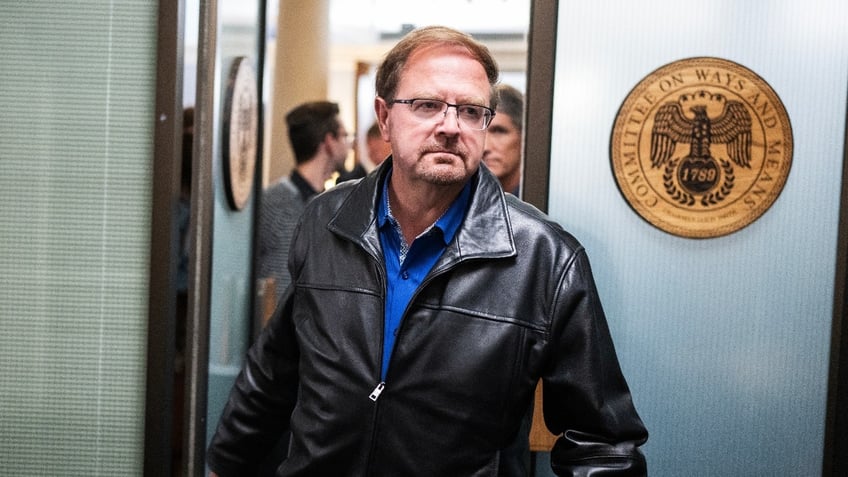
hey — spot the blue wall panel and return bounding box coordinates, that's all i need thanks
[540,1,847,475]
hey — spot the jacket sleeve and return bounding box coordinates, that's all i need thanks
[544,247,648,476]
[206,285,300,477]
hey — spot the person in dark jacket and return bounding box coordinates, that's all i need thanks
[208,25,648,477]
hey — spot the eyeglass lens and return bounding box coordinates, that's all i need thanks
[406,99,492,130]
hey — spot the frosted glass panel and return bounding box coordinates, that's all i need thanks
[541,1,847,476]
[0,1,157,475]
[205,0,261,449]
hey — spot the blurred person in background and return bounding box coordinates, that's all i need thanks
[256,100,351,302]
[483,83,524,195]
[337,120,392,183]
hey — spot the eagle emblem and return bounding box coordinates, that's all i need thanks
[651,90,752,206]
[610,57,792,238]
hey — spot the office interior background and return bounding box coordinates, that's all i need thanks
[1,0,847,476]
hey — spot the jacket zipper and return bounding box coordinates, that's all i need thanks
[369,381,386,401]
[364,256,388,476]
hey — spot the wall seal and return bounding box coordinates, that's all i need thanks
[610,57,792,238]
[222,56,258,211]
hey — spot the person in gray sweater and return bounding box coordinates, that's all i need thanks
[256,100,351,302]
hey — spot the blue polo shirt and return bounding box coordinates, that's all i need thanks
[377,169,472,380]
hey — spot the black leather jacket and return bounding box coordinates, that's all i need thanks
[207,162,648,476]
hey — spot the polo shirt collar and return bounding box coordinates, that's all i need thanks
[377,167,472,246]
[290,169,319,201]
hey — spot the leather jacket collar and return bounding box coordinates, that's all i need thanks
[327,158,517,269]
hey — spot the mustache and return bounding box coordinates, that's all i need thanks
[419,143,468,160]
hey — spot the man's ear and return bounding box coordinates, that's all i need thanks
[319,131,336,151]
[374,97,390,141]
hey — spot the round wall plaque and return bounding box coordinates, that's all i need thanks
[223,56,258,210]
[610,57,793,238]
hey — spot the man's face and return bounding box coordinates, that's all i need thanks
[331,122,352,169]
[482,112,522,189]
[376,44,490,187]
[366,135,392,166]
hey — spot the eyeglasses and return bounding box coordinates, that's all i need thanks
[388,98,495,130]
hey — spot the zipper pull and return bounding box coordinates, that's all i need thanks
[369,382,386,401]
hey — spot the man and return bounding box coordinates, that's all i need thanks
[209,26,648,476]
[364,120,392,168]
[484,83,524,195]
[337,121,392,183]
[256,100,351,301]
[485,83,533,475]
